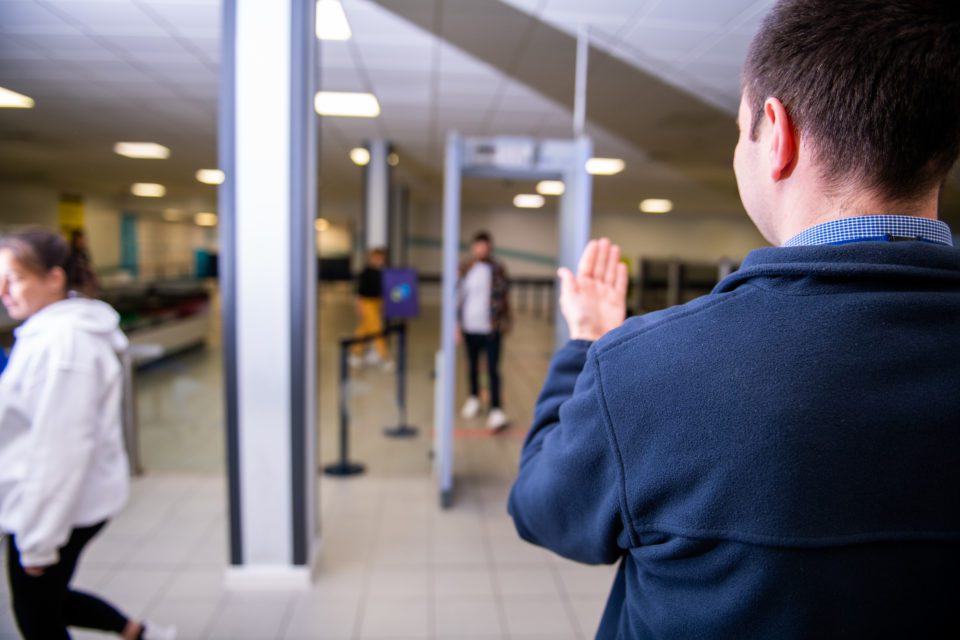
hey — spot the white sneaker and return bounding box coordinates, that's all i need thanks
[380,359,395,373]
[461,396,481,419]
[364,350,382,366]
[142,622,178,640]
[349,354,364,369]
[487,408,509,431]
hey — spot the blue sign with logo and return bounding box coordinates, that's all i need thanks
[383,268,420,320]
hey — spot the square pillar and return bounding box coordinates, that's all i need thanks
[219,0,319,588]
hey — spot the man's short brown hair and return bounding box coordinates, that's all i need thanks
[744,0,960,202]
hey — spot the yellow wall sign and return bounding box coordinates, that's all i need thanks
[58,194,85,235]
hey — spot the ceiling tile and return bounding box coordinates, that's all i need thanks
[0,0,82,35]
[46,1,168,37]
[622,23,714,64]
[356,45,434,72]
[137,1,218,38]
[0,36,50,60]
[319,68,367,92]
[643,0,759,27]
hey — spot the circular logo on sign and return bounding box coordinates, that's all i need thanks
[391,283,411,303]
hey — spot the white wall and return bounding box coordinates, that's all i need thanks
[0,183,217,280]
[594,212,768,264]
[0,182,59,229]
[84,196,122,269]
[317,224,352,257]
[407,201,769,278]
[137,218,209,280]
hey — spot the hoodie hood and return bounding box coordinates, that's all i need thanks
[15,297,128,351]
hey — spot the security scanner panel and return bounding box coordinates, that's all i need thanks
[436,133,594,508]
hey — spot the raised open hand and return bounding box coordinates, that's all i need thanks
[557,238,628,342]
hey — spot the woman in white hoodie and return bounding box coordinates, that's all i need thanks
[0,230,173,640]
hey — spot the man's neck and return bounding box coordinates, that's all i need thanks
[775,190,940,245]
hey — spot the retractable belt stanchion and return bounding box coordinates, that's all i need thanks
[323,338,366,477]
[323,323,418,477]
[384,323,418,438]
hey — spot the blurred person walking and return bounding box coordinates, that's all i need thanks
[350,247,394,371]
[63,229,99,299]
[0,229,174,640]
[457,231,511,431]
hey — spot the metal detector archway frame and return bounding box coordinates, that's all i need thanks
[436,132,594,508]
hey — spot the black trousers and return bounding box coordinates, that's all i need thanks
[464,331,502,409]
[6,521,129,639]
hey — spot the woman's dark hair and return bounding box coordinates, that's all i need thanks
[69,228,86,250]
[0,228,84,292]
[743,0,960,202]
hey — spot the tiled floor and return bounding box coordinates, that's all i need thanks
[0,284,618,639]
[0,475,616,640]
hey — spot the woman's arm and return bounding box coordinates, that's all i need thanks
[15,357,101,568]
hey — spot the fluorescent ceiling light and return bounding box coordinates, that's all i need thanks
[586,157,625,176]
[536,180,565,196]
[114,142,170,159]
[195,212,218,227]
[513,194,545,209]
[387,152,399,167]
[640,198,674,214]
[0,86,34,108]
[131,183,166,197]
[315,218,331,232]
[315,91,380,118]
[196,169,225,185]
[316,0,351,40]
[350,147,370,166]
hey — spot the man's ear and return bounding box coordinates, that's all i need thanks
[764,97,797,181]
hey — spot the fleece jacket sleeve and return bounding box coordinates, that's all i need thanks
[16,359,100,568]
[508,340,628,565]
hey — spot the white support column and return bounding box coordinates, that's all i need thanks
[389,182,409,265]
[220,0,318,589]
[557,136,594,348]
[364,139,391,252]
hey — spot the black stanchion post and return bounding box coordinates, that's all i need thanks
[323,338,365,476]
[384,323,418,438]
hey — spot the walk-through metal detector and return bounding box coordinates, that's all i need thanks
[435,133,594,508]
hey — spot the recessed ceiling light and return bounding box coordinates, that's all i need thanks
[316,0,351,40]
[387,152,399,167]
[536,180,565,196]
[131,183,166,197]
[196,169,225,185]
[0,86,34,109]
[350,147,370,166]
[114,142,170,160]
[639,198,674,214]
[586,157,625,176]
[315,91,380,118]
[513,194,545,209]
[195,212,218,227]
[315,218,331,232]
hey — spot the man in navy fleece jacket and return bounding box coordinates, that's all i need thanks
[508,1,960,638]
